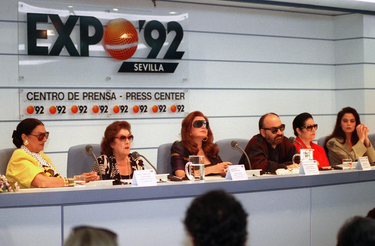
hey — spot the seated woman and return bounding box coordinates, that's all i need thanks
[324,107,375,166]
[93,121,144,180]
[292,112,330,167]
[6,118,99,189]
[170,111,231,178]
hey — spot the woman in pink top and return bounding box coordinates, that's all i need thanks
[292,113,330,167]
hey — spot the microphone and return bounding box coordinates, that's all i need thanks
[328,140,355,161]
[131,151,159,174]
[85,145,102,180]
[289,136,304,149]
[231,140,252,170]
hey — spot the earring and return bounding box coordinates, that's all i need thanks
[24,140,29,146]
[202,137,208,142]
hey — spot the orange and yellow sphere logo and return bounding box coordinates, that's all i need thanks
[103,18,139,60]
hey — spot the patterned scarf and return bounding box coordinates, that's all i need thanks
[21,145,60,177]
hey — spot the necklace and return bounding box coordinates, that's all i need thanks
[21,145,59,177]
[117,156,132,179]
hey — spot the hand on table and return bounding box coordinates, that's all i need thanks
[82,171,100,182]
[287,164,300,169]
[211,162,232,174]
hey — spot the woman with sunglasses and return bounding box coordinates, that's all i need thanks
[6,118,99,189]
[170,111,231,178]
[324,107,375,166]
[292,113,330,167]
[93,121,144,180]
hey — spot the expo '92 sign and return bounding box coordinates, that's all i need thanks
[25,8,186,73]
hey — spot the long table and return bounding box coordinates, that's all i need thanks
[1,169,375,246]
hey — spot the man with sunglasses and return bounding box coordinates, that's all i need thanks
[239,113,298,174]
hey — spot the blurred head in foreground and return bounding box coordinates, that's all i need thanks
[64,226,118,246]
[336,216,375,246]
[184,190,248,246]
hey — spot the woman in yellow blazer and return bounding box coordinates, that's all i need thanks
[6,118,98,188]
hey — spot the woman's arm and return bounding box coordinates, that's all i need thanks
[205,162,231,175]
[356,124,368,145]
[82,171,100,182]
[175,169,186,178]
[31,173,65,188]
[170,141,189,178]
[327,138,367,165]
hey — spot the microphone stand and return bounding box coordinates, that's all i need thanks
[231,141,252,170]
[132,152,158,174]
[85,145,102,180]
[289,136,304,149]
[328,141,355,162]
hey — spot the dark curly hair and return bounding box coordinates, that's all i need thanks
[366,207,375,219]
[101,121,131,156]
[336,216,375,246]
[181,111,219,159]
[12,118,44,148]
[184,190,248,246]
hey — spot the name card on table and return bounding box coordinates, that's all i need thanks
[225,165,248,180]
[356,156,371,170]
[299,160,319,175]
[132,169,157,186]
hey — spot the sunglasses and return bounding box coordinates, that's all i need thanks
[114,134,134,142]
[262,124,285,134]
[29,132,49,141]
[72,226,117,241]
[301,124,318,131]
[193,120,209,129]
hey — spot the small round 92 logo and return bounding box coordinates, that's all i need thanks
[103,19,139,60]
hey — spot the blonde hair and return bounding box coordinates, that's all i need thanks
[64,226,118,246]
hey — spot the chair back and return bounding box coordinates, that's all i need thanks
[317,136,328,148]
[156,143,173,174]
[216,138,249,164]
[0,148,15,175]
[67,144,100,177]
[368,133,375,147]
[317,135,329,159]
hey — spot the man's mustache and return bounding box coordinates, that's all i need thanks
[274,134,283,140]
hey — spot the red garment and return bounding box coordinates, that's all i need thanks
[293,137,330,167]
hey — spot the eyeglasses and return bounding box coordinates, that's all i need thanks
[29,132,49,141]
[301,124,318,131]
[114,134,134,142]
[262,124,285,134]
[72,226,117,241]
[193,120,209,129]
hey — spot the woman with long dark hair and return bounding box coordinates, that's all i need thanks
[324,107,375,165]
[170,111,231,178]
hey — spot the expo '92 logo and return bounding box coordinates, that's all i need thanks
[27,13,185,73]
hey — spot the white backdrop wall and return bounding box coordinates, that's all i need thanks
[0,0,374,177]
